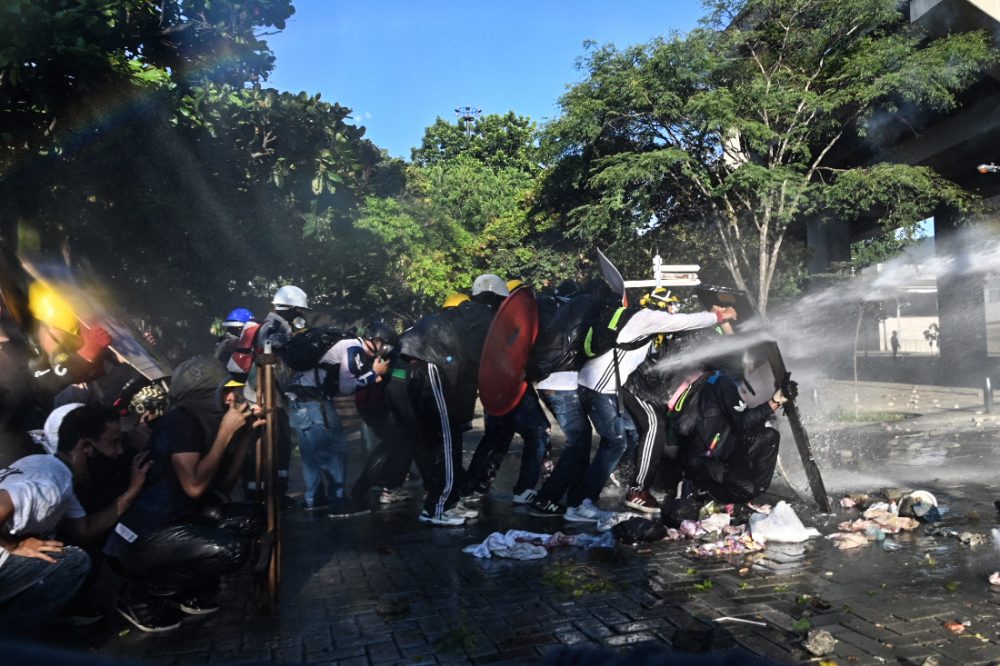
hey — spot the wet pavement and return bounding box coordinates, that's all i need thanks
[47,380,1000,664]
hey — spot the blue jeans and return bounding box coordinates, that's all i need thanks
[569,386,627,507]
[537,388,592,505]
[0,546,90,636]
[287,399,348,504]
[465,386,551,495]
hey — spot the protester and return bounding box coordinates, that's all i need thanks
[678,361,795,507]
[387,274,502,525]
[0,403,151,635]
[564,301,737,523]
[104,356,252,632]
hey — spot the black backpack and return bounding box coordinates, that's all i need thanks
[283,326,353,372]
[526,293,609,382]
[581,305,658,359]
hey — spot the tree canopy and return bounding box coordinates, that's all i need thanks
[538,0,995,312]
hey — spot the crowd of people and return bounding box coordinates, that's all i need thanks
[0,270,796,637]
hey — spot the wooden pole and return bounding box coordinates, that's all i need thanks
[258,342,281,611]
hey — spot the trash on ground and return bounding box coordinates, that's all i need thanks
[749,501,820,543]
[958,532,987,547]
[943,620,966,635]
[827,532,869,550]
[611,517,667,545]
[803,628,837,656]
[713,616,767,627]
[988,571,1000,586]
[463,530,616,559]
[596,510,646,532]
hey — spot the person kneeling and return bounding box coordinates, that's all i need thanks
[679,369,796,507]
[103,357,257,633]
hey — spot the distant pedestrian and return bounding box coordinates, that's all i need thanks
[890,331,900,360]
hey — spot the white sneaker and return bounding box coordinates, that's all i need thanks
[461,490,486,505]
[564,499,608,523]
[512,488,537,505]
[418,509,466,526]
[452,501,479,519]
[378,488,413,504]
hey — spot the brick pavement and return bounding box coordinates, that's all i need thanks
[41,382,1000,664]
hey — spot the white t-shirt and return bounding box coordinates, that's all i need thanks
[535,370,579,392]
[0,454,86,568]
[577,310,719,394]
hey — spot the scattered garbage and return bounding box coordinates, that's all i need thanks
[803,628,837,656]
[611,517,667,545]
[462,530,616,559]
[662,498,701,528]
[943,619,966,635]
[596,510,646,532]
[958,532,987,547]
[748,501,820,543]
[714,616,767,627]
[988,572,1000,586]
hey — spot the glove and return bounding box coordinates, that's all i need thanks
[772,379,799,405]
[782,378,799,401]
[79,325,112,362]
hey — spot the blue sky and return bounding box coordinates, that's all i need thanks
[265,0,705,159]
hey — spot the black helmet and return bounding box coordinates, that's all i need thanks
[364,321,399,350]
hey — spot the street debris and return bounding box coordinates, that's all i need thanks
[714,616,767,627]
[988,571,1000,586]
[463,530,616,559]
[942,619,966,635]
[748,501,820,543]
[803,628,837,656]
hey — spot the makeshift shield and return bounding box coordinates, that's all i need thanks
[694,284,830,512]
[478,287,539,416]
[20,257,172,381]
[597,249,628,306]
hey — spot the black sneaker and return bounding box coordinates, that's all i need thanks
[327,497,371,518]
[528,499,565,518]
[176,594,220,616]
[116,597,183,633]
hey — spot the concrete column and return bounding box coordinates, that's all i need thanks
[934,207,989,383]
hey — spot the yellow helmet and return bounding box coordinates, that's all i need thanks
[506,279,524,293]
[29,282,79,334]
[442,292,471,308]
[639,287,679,310]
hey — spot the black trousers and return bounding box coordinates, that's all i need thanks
[113,523,245,598]
[384,360,464,516]
[686,427,780,503]
[621,388,680,492]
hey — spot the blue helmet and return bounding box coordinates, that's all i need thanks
[222,307,255,329]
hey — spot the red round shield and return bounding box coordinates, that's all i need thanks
[478,287,539,416]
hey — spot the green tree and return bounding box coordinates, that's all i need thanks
[412,111,540,175]
[540,0,995,313]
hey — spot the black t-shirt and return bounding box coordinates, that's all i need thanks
[104,408,204,555]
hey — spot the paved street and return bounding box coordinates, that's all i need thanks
[46,380,1000,664]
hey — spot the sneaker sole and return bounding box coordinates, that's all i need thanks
[178,604,220,616]
[563,513,599,523]
[115,605,181,633]
[418,514,466,526]
[528,510,564,518]
[624,500,661,514]
[512,497,536,506]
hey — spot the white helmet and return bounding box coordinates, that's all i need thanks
[272,285,309,310]
[471,274,509,297]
